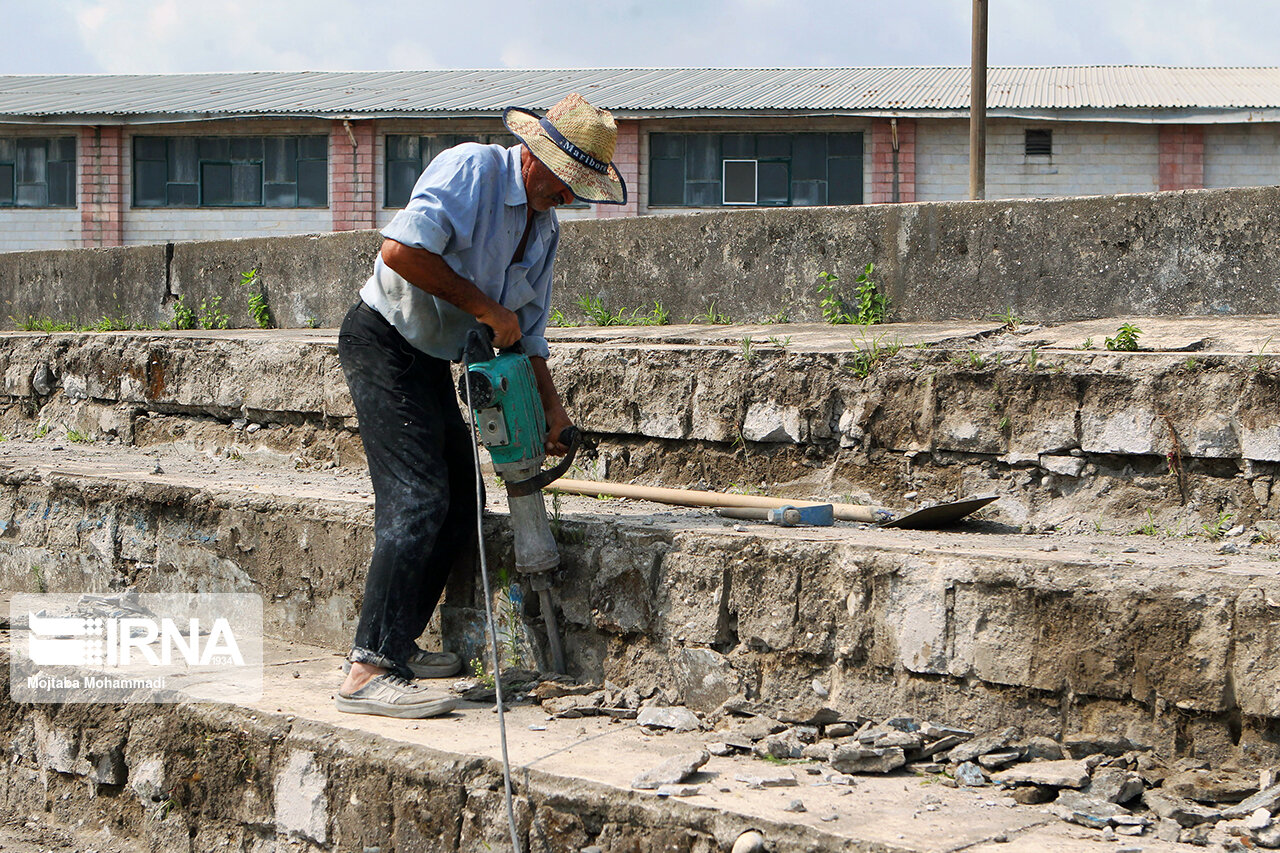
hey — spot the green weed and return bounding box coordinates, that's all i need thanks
[1201,511,1234,541]
[1105,323,1141,352]
[989,307,1021,330]
[817,271,854,324]
[198,296,229,330]
[693,301,732,324]
[853,263,890,324]
[171,297,197,330]
[847,333,904,379]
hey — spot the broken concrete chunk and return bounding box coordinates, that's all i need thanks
[731,715,787,742]
[830,745,906,775]
[872,731,923,751]
[753,729,804,760]
[976,750,1022,770]
[947,728,1017,763]
[1019,736,1067,762]
[636,706,701,733]
[921,722,975,740]
[734,770,798,789]
[1164,766,1259,804]
[1143,788,1223,827]
[1222,783,1280,819]
[1051,791,1131,829]
[655,784,701,797]
[801,742,835,762]
[992,759,1090,789]
[631,750,709,790]
[1085,768,1146,804]
[954,761,988,787]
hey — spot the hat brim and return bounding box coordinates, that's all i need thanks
[503,107,627,205]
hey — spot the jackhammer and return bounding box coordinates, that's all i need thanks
[460,326,579,675]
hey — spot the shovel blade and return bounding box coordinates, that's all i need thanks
[877,495,999,530]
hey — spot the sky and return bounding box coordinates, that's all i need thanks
[3,0,1279,75]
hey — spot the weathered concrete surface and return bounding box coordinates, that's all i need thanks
[2,320,1280,534]
[5,185,1280,327]
[1,440,1279,768]
[557,187,1280,324]
[0,635,1207,853]
[0,243,168,328]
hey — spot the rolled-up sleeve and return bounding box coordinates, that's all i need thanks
[381,149,482,255]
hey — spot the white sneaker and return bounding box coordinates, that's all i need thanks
[335,673,458,719]
[407,649,462,679]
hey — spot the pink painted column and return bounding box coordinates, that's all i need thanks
[1158,125,1204,191]
[595,119,639,218]
[79,126,124,247]
[870,118,916,204]
[331,120,377,231]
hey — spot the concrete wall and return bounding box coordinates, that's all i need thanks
[3,184,1280,328]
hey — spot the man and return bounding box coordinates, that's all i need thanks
[334,94,627,718]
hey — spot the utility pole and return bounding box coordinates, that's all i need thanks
[969,0,988,200]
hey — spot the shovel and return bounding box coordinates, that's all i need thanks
[548,478,996,530]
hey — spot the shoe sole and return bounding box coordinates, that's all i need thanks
[334,695,458,719]
[341,660,462,679]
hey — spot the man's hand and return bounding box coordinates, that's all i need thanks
[476,303,522,350]
[381,239,523,349]
[544,407,574,457]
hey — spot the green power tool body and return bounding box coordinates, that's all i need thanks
[460,327,580,674]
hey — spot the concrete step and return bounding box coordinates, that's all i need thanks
[0,439,1277,771]
[1,318,1279,536]
[0,632,1205,853]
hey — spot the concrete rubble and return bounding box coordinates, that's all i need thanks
[3,317,1280,850]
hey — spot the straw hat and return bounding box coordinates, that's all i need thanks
[504,94,627,205]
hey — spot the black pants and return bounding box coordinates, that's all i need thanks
[338,302,477,677]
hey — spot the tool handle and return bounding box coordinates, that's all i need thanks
[504,426,582,498]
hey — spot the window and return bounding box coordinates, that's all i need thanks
[650,132,863,208]
[384,133,589,209]
[1025,129,1053,157]
[0,137,76,208]
[133,136,327,207]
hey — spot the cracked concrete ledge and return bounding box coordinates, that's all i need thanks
[0,637,1202,853]
[0,319,1279,532]
[0,441,1277,769]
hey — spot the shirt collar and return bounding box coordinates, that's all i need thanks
[504,144,527,207]
[503,144,560,233]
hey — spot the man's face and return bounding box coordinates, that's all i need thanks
[521,147,575,212]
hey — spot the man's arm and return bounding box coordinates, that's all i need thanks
[531,355,573,456]
[380,238,522,348]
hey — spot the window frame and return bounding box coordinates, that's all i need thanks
[0,137,77,209]
[131,135,328,209]
[649,131,862,209]
[383,133,590,210]
[1025,129,1053,157]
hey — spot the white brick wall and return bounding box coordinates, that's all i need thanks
[916,120,1160,201]
[1204,124,1280,189]
[124,210,332,246]
[0,210,80,252]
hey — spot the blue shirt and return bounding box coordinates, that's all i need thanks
[359,143,559,360]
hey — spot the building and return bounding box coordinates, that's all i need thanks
[0,67,1278,252]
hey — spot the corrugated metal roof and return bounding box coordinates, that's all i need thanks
[1,67,1278,119]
